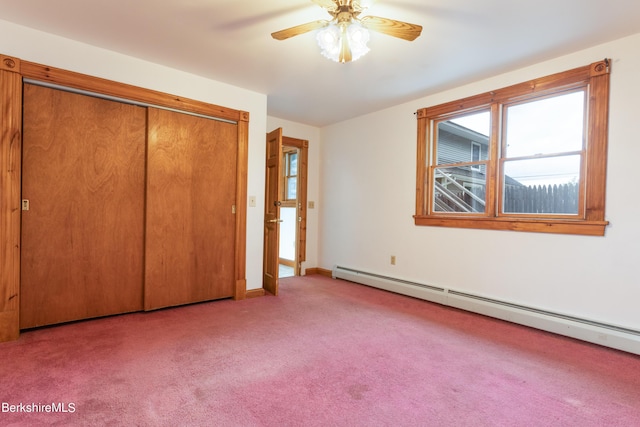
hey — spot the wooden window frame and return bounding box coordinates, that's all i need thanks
[281,147,298,206]
[415,60,610,236]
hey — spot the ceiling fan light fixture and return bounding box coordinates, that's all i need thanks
[273,1,421,63]
[316,22,370,63]
[316,24,341,59]
[347,21,370,55]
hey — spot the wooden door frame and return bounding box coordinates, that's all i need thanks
[0,54,250,342]
[263,130,309,292]
[282,136,309,275]
[0,56,22,342]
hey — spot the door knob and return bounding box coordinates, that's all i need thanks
[267,218,283,223]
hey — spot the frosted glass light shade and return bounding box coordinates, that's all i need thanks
[316,24,341,60]
[316,22,370,63]
[347,23,370,60]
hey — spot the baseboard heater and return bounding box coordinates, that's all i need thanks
[333,266,640,356]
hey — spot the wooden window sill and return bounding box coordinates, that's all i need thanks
[413,215,609,236]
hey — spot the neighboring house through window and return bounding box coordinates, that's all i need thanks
[471,141,481,171]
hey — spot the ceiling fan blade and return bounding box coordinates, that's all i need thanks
[359,15,422,41]
[310,0,339,12]
[271,20,330,40]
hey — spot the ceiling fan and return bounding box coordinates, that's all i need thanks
[271,0,423,63]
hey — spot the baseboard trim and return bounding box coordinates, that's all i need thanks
[279,258,295,268]
[333,265,640,356]
[305,267,333,278]
[245,288,266,299]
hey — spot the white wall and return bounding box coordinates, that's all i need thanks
[319,32,640,331]
[0,19,267,291]
[267,118,321,274]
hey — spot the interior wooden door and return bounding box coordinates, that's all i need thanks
[145,108,237,310]
[263,128,283,295]
[20,84,146,328]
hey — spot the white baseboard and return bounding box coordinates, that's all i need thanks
[333,266,640,356]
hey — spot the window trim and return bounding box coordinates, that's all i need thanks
[282,147,299,205]
[414,60,610,236]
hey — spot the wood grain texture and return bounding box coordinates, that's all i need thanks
[360,16,422,41]
[0,311,19,342]
[585,62,610,222]
[297,142,308,265]
[415,111,428,216]
[414,216,607,236]
[0,55,21,73]
[0,53,249,337]
[0,65,22,341]
[304,267,333,277]
[245,288,265,299]
[263,128,283,296]
[271,20,328,40]
[145,108,237,310]
[20,60,245,123]
[20,84,146,328]
[234,118,249,300]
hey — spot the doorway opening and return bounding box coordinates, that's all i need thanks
[279,136,308,277]
[279,145,299,278]
[263,129,308,295]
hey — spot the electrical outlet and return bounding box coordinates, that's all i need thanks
[308,201,315,209]
[390,255,396,265]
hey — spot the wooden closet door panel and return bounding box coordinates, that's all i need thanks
[145,108,237,310]
[20,84,146,328]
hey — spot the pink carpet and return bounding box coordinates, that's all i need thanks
[1,275,639,426]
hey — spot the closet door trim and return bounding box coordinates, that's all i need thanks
[24,79,239,125]
[0,54,249,341]
[20,60,249,123]
[0,55,21,342]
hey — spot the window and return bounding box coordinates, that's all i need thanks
[415,60,610,236]
[283,148,298,202]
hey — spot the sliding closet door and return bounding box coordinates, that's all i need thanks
[20,84,146,328]
[145,108,237,310]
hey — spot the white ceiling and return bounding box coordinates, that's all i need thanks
[1,0,640,127]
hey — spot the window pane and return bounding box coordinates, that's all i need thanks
[502,155,580,214]
[505,91,584,158]
[436,111,490,165]
[289,152,298,176]
[471,143,481,162]
[433,166,486,213]
[286,177,297,200]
